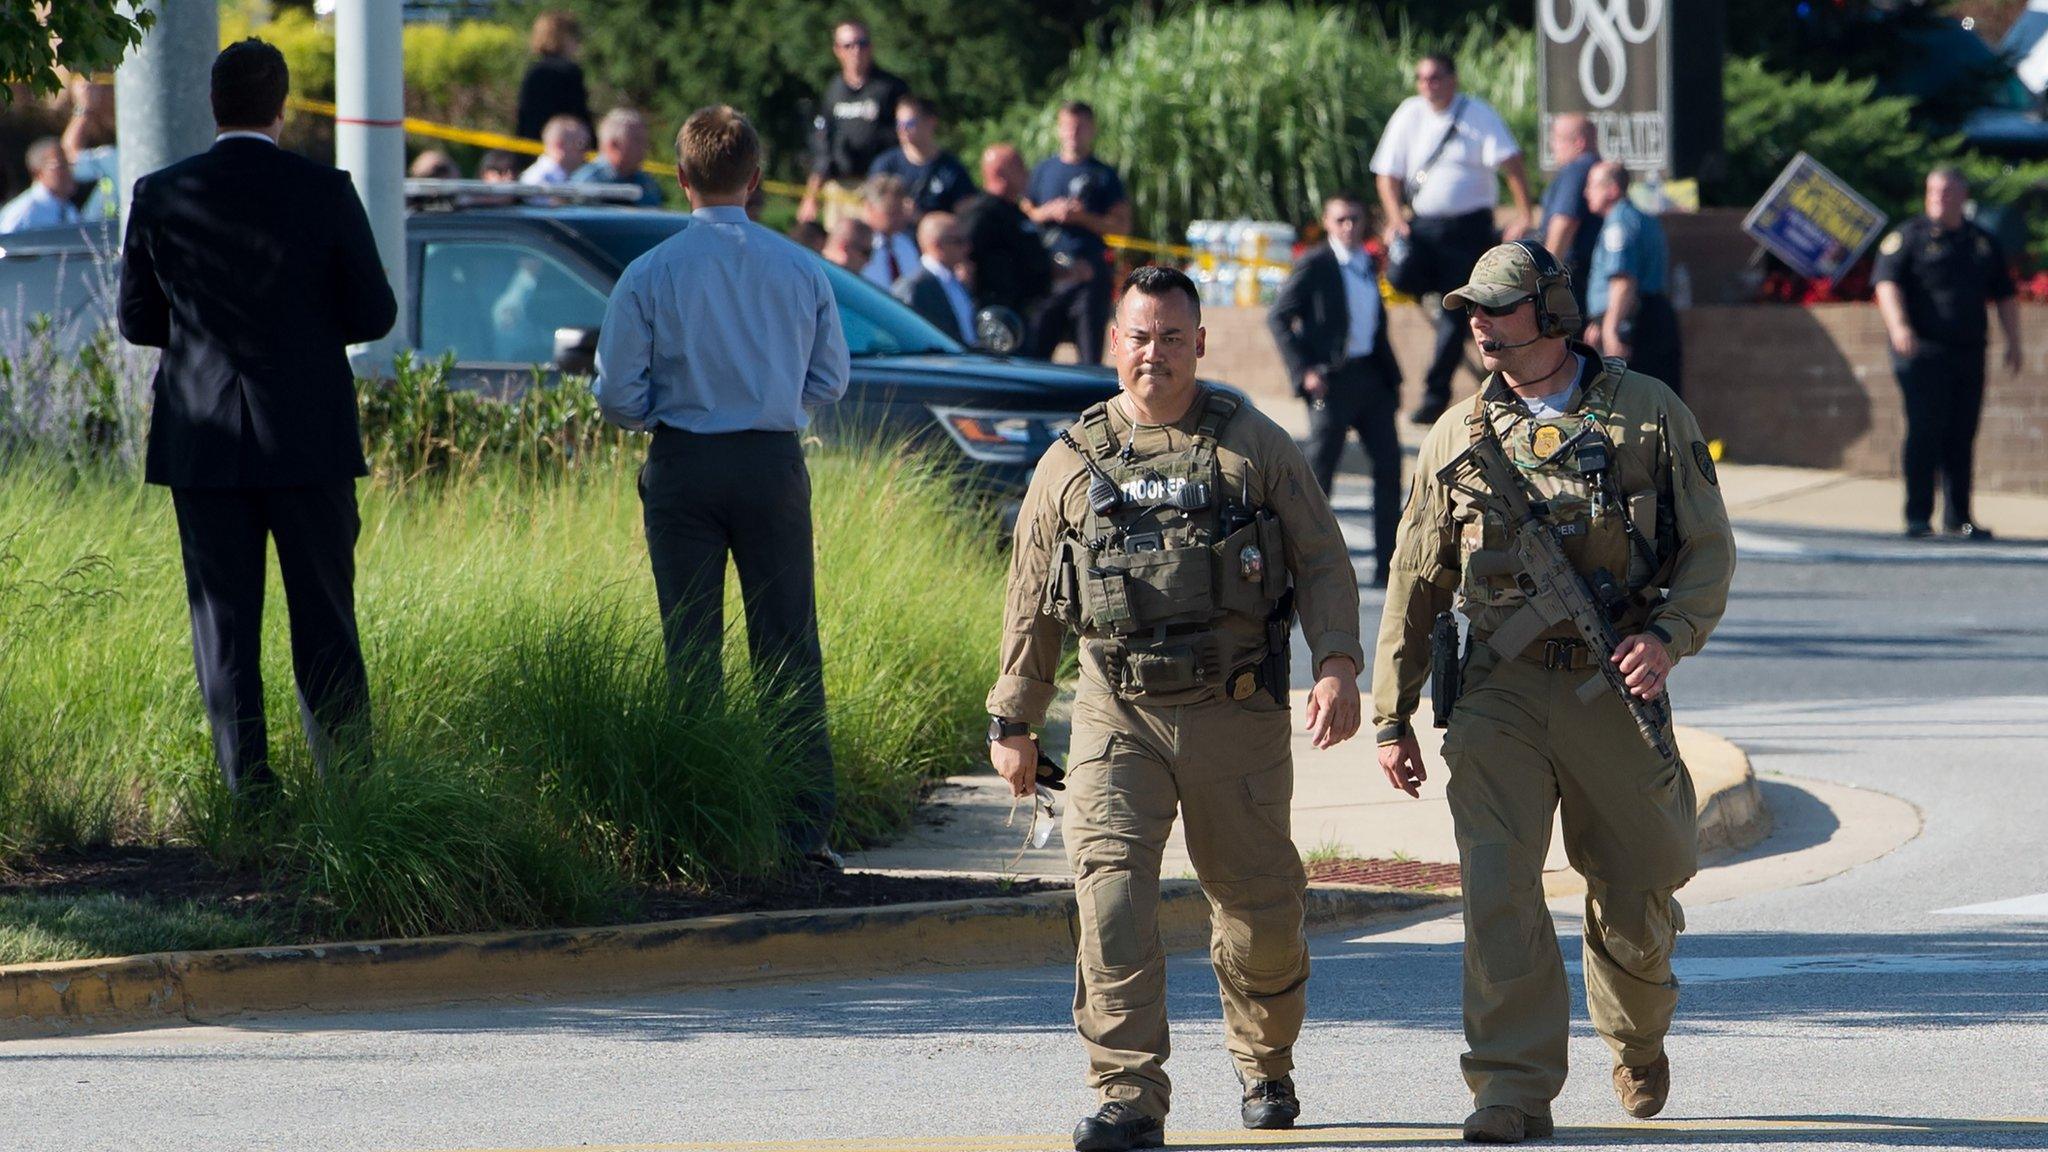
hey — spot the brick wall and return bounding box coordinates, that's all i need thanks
[1194,302,2048,497]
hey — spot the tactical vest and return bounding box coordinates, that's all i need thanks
[1044,388,1288,699]
[1453,359,1672,644]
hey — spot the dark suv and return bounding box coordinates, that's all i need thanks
[0,196,1120,502]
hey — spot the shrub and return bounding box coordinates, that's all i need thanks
[0,408,1004,939]
[221,6,525,142]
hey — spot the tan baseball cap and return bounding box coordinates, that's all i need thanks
[1443,243,1545,311]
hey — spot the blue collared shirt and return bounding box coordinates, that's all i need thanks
[594,205,850,433]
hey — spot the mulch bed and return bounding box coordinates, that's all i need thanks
[0,843,1071,938]
[634,870,1070,921]
[1306,857,1462,890]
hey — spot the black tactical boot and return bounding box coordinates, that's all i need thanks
[1241,1075,1300,1129]
[1072,1101,1164,1152]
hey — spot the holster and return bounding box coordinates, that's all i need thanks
[1430,610,1462,729]
[1261,589,1295,705]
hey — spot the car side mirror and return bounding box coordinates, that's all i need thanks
[974,306,1025,355]
[553,326,598,375]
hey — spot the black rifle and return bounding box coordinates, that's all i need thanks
[1437,427,1677,762]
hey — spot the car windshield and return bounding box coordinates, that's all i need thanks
[572,212,962,358]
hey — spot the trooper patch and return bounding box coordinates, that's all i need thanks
[1878,231,1904,256]
[1692,441,1719,486]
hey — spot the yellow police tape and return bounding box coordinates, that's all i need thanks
[286,97,1305,276]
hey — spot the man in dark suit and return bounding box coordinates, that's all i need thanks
[1268,192,1404,586]
[118,39,397,798]
[892,211,975,344]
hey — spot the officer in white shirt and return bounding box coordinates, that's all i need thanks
[1371,53,1532,425]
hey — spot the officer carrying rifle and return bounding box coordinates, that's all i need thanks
[1370,242,1735,1144]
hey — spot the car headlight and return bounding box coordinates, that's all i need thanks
[927,406,1078,464]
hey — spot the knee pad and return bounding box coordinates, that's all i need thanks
[1208,878,1306,990]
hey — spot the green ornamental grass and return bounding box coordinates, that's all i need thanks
[0,358,1006,947]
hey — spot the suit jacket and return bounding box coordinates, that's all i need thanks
[893,268,970,343]
[1266,245,1401,398]
[959,193,1052,315]
[119,137,398,488]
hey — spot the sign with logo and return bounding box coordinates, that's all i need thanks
[1741,152,1887,283]
[1538,0,1724,181]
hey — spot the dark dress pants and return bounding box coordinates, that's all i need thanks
[1895,344,1987,529]
[1028,261,1112,364]
[1305,357,1402,583]
[1629,294,1684,397]
[171,483,370,795]
[1412,208,1499,408]
[1590,294,1684,397]
[639,427,835,853]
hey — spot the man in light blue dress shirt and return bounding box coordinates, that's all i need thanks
[594,104,852,868]
[0,139,81,234]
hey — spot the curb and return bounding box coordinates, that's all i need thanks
[1538,724,1772,898]
[0,881,1449,1041]
[1681,724,1773,858]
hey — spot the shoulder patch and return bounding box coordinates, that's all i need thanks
[1602,219,1628,252]
[1878,231,1904,256]
[1691,440,1719,487]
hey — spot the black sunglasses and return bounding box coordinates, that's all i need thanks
[838,37,871,48]
[1465,299,1529,318]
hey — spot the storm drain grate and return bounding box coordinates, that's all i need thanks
[1307,858,1462,889]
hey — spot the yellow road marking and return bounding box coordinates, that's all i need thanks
[439,1116,2048,1152]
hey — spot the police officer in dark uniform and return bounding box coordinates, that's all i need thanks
[1583,162,1682,396]
[1873,166,2024,540]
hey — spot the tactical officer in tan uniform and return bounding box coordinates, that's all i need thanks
[1370,242,1735,1143]
[988,265,1366,1152]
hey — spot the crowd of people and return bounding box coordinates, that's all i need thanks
[776,16,1132,364]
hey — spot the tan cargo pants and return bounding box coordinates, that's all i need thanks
[1441,643,1698,1114]
[1063,685,1310,1121]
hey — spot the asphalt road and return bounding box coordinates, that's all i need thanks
[2,488,2046,1151]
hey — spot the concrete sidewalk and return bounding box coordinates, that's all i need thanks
[847,699,1765,892]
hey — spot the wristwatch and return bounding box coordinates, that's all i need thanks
[988,715,1031,742]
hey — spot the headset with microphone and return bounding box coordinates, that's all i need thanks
[1475,239,1578,353]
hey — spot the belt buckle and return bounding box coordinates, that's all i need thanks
[1542,639,1576,670]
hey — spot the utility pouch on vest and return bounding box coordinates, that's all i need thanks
[1122,643,1202,695]
[1430,611,1462,729]
[1114,545,1204,631]
[1213,520,1271,617]
[1047,537,1084,626]
[1255,511,1288,599]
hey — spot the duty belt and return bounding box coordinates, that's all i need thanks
[1518,637,1601,672]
